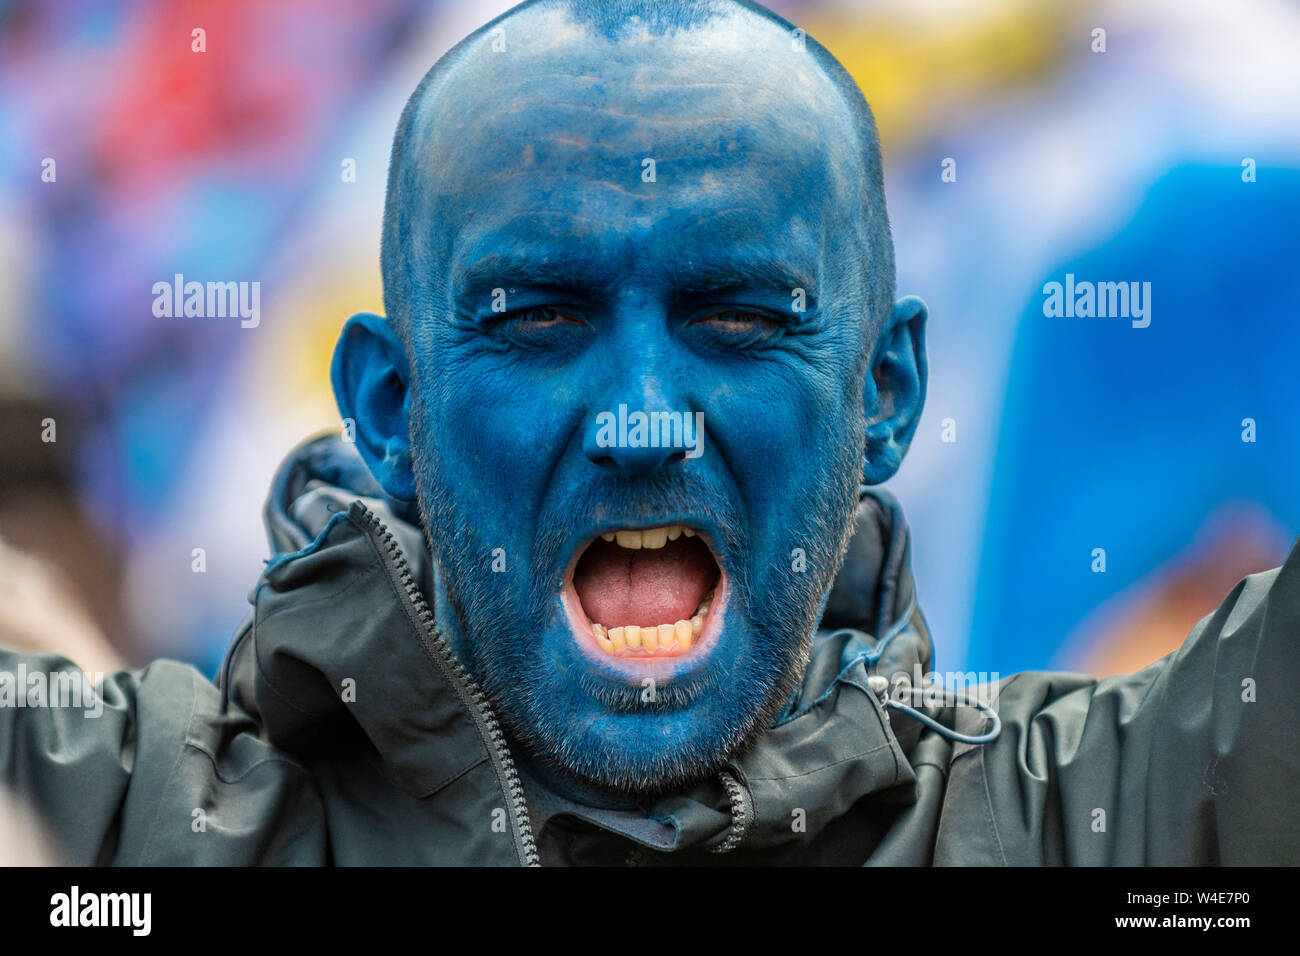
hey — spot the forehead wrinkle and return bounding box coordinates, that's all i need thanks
[442,100,850,199]
[676,204,818,243]
[506,209,618,227]
[455,104,837,192]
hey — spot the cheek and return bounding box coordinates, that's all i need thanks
[706,361,853,515]
[425,354,580,522]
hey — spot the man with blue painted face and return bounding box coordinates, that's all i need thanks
[1,0,1297,866]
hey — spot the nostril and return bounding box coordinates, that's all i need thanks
[582,428,617,468]
[586,442,684,475]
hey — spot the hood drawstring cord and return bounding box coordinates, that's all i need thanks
[867,673,1003,746]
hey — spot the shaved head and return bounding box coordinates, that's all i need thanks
[380,0,894,358]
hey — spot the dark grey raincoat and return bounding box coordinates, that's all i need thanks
[1,435,1296,864]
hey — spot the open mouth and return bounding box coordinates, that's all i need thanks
[567,525,723,658]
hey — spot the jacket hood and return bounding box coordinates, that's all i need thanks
[223,433,936,860]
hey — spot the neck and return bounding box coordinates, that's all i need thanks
[509,734,641,811]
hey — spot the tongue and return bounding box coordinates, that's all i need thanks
[574,538,716,628]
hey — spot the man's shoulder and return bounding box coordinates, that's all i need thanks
[0,648,324,864]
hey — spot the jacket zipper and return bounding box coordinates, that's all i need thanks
[350,502,541,866]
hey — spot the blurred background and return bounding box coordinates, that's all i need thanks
[1,0,1297,680]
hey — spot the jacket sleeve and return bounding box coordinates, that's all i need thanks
[941,537,1300,865]
[0,647,325,864]
[0,649,161,863]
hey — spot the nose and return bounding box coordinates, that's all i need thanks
[583,299,702,476]
[583,343,704,477]
[583,402,692,476]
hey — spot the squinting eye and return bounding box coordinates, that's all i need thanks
[504,306,581,329]
[694,309,780,331]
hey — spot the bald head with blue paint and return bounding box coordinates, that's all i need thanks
[333,0,928,793]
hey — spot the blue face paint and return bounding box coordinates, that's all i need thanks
[333,0,927,793]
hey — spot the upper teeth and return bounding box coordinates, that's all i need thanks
[601,525,695,549]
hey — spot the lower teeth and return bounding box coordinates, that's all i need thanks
[590,584,715,655]
[591,615,703,654]
[590,590,712,658]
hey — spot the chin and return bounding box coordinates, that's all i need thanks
[513,616,791,794]
[474,521,826,794]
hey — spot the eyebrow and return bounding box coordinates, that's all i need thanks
[451,247,819,303]
[668,255,818,300]
[453,251,608,300]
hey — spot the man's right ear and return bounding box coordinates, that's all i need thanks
[330,312,416,501]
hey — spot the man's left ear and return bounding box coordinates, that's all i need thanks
[863,295,928,485]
